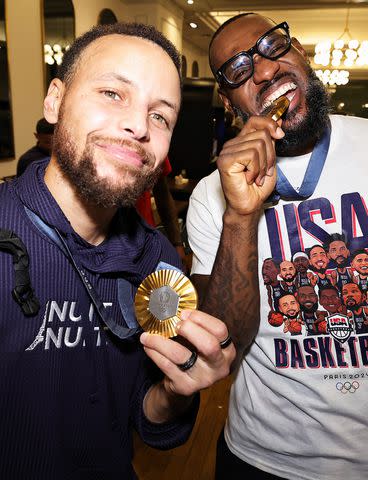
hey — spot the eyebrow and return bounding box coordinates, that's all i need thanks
[96,72,179,113]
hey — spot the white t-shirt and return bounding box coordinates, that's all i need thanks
[187,115,368,480]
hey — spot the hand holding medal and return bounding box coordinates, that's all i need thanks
[137,269,235,395]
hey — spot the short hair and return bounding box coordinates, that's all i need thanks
[57,23,181,87]
[307,244,326,258]
[263,257,281,270]
[342,282,365,295]
[318,285,340,298]
[36,117,54,135]
[351,249,368,261]
[208,13,256,75]
[275,292,298,312]
[323,232,348,251]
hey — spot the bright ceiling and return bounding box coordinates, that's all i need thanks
[173,0,368,78]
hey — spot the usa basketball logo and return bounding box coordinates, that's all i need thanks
[326,314,353,343]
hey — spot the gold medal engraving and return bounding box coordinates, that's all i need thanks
[134,269,198,338]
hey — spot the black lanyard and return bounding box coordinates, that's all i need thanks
[25,207,140,340]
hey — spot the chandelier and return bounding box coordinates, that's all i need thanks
[314,4,368,86]
[44,43,70,65]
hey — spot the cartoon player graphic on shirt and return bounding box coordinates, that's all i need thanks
[262,258,283,312]
[341,282,368,334]
[324,233,352,291]
[279,260,297,295]
[295,285,326,335]
[351,249,368,299]
[277,293,304,335]
[318,286,347,316]
[292,252,311,288]
[307,245,335,289]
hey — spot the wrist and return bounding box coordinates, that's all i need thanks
[144,381,195,424]
[223,206,261,227]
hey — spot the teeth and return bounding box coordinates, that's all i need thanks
[263,82,297,110]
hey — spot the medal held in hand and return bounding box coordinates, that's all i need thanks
[134,269,198,338]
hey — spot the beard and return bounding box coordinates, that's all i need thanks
[282,273,296,283]
[300,302,318,314]
[346,302,360,312]
[52,106,162,209]
[330,257,349,268]
[285,312,300,320]
[310,266,327,274]
[232,66,331,157]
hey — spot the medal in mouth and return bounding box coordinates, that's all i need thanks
[265,95,290,121]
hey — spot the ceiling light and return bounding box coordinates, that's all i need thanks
[187,0,194,4]
[189,22,198,29]
[314,4,368,84]
[315,69,350,86]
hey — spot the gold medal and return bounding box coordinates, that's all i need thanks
[134,269,198,338]
[267,95,290,121]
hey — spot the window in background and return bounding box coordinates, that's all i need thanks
[98,9,118,25]
[0,0,14,159]
[43,0,75,92]
[181,55,187,78]
[191,60,199,77]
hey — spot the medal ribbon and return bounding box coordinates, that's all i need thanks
[270,126,331,203]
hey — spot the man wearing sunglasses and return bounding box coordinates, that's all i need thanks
[187,12,368,480]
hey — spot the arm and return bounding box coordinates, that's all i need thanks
[191,116,284,369]
[192,210,260,365]
[140,309,235,423]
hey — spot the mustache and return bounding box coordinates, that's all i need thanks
[88,134,154,166]
[257,71,298,108]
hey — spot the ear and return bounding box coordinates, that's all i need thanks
[291,37,309,61]
[218,90,234,115]
[44,78,65,124]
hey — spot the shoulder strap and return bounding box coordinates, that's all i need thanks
[25,207,140,340]
[0,229,40,316]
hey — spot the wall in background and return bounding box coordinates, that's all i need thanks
[0,0,208,178]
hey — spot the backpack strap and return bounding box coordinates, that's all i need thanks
[0,229,40,316]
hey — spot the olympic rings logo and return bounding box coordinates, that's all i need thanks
[336,381,360,394]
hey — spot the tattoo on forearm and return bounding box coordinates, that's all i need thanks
[201,218,260,364]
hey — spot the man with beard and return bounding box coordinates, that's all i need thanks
[342,283,368,334]
[292,251,311,288]
[262,257,282,309]
[186,11,368,480]
[0,23,235,479]
[277,293,303,335]
[296,285,325,335]
[307,244,335,289]
[324,233,352,292]
[279,259,297,294]
[351,249,368,297]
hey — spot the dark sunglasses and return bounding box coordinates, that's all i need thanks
[215,22,291,88]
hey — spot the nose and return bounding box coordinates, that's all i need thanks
[252,55,280,84]
[118,107,150,141]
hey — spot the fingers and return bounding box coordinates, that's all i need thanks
[216,115,283,215]
[139,310,235,396]
[239,115,285,141]
[220,134,272,186]
[219,120,282,186]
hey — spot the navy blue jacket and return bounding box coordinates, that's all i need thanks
[0,159,198,479]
